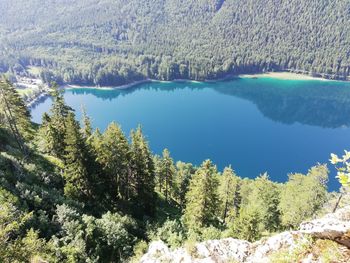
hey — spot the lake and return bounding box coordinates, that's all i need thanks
[31,77,350,190]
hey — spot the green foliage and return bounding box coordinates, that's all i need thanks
[39,83,73,158]
[130,126,156,217]
[269,237,345,263]
[0,78,32,154]
[53,204,138,262]
[330,151,350,187]
[218,166,240,224]
[279,165,329,228]
[155,149,176,202]
[183,160,220,230]
[129,240,148,263]
[93,122,131,205]
[1,0,350,85]
[229,206,261,242]
[149,219,186,248]
[62,112,92,202]
[173,161,194,208]
[0,189,53,262]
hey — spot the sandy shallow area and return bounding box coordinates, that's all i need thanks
[239,72,331,81]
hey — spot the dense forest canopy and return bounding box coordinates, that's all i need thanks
[0,0,350,85]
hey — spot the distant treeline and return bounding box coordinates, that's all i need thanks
[0,0,349,85]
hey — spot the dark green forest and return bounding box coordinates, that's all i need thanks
[0,78,339,262]
[0,0,350,85]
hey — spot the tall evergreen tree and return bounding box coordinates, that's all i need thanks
[183,160,220,230]
[174,161,194,208]
[48,83,73,158]
[229,206,261,242]
[81,105,92,139]
[0,78,31,153]
[62,112,92,202]
[218,166,241,224]
[129,126,156,216]
[95,123,130,204]
[158,149,175,202]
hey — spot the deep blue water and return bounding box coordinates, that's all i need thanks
[31,77,350,190]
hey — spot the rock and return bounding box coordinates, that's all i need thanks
[140,206,350,263]
[246,231,302,262]
[195,238,250,262]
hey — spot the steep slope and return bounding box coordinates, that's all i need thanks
[0,0,349,85]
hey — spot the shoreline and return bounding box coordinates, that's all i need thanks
[66,79,153,90]
[39,71,349,95]
[64,72,349,91]
[239,72,335,81]
[65,78,205,91]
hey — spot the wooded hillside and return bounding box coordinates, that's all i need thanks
[0,0,349,85]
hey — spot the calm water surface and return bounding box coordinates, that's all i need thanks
[31,77,350,190]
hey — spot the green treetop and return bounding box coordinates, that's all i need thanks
[183,159,220,231]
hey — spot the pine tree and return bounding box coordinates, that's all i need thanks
[230,206,261,242]
[158,149,175,202]
[174,161,194,208]
[129,126,156,216]
[218,166,241,224]
[95,123,130,204]
[248,173,280,232]
[154,155,163,193]
[49,83,73,158]
[38,112,59,154]
[183,160,220,230]
[0,78,31,153]
[62,112,91,202]
[81,106,92,139]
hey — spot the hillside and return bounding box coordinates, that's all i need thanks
[0,0,350,85]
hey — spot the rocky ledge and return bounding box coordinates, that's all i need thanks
[140,207,350,262]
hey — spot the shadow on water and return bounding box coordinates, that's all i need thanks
[213,78,350,128]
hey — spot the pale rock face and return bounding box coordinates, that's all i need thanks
[140,206,350,263]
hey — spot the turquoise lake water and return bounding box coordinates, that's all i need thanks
[31,77,350,190]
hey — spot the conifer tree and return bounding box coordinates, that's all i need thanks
[62,112,91,201]
[279,165,328,228]
[218,166,241,224]
[38,112,58,154]
[49,83,73,158]
[249,173,280,232]
[130,126,156,216]
[0,78,31,153]
[229,206,261,242]
[158,149,175,202]
[154,155,163,192]
[81,106,92,139]
[174,161,194,208]
[183,160,220,230]
[95,123,130,203]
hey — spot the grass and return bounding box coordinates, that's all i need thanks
[269,236,350,262]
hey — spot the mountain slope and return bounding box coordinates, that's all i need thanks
[0,0,350,85]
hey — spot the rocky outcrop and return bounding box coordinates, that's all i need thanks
[140,207,350,262]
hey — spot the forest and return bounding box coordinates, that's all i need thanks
[0,0,350,86]
[0,78,343,262]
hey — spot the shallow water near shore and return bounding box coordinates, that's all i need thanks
[31,77,350,190]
